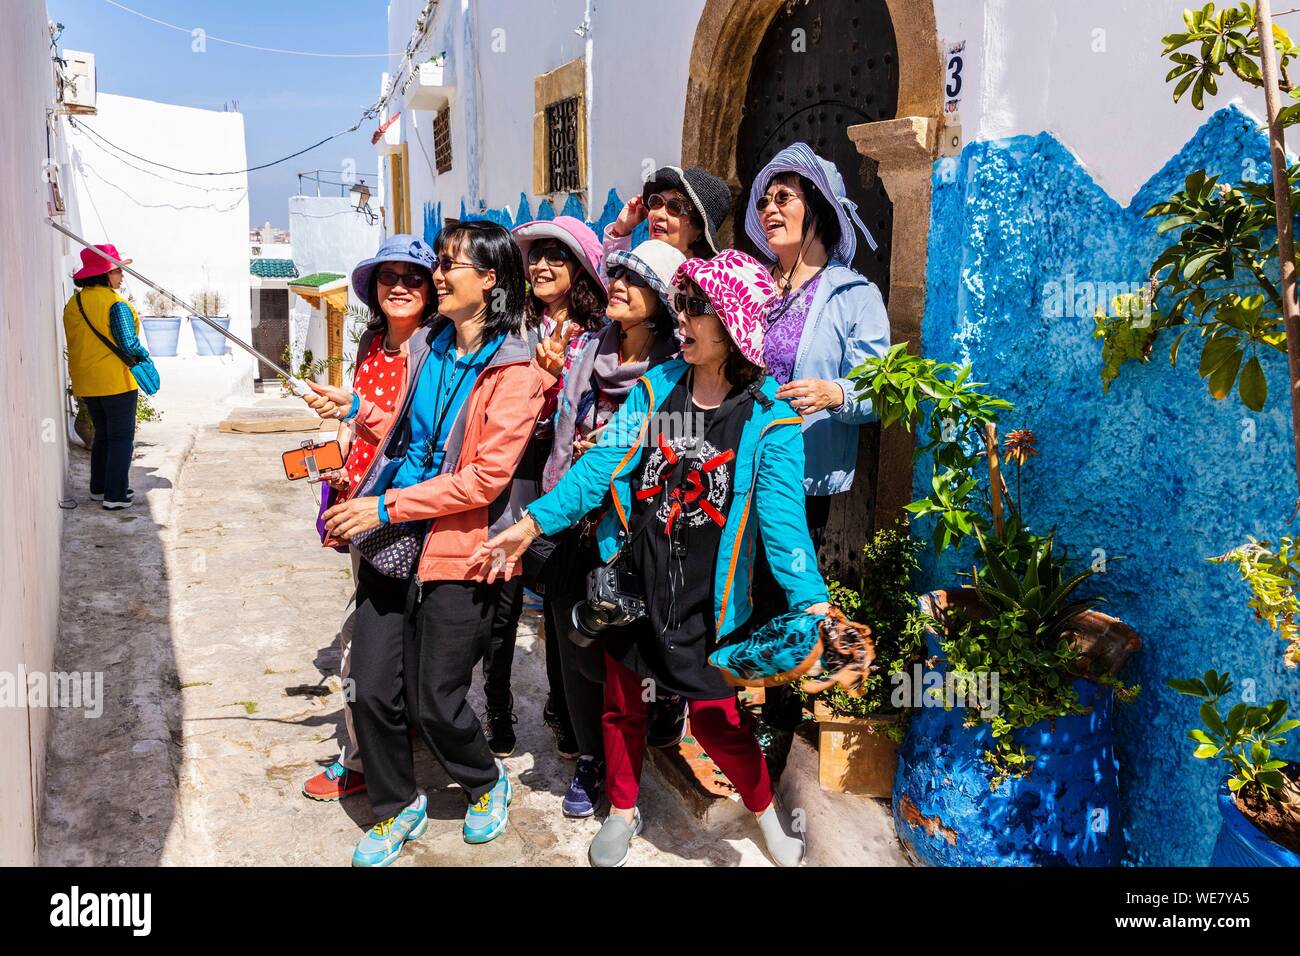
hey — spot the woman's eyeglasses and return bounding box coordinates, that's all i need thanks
[526,245,574,266]
[435,255,476,273]
[646,193,692,217]
[673,292,715,317]
[754,188,801,212]
[376,268,429,288]
[607,264,648,288]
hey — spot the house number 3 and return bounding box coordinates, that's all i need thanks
[946,54,964,98]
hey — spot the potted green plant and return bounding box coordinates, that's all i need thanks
[1094,2,1300,864]
[802,522,927,797]
[190,288,229,356]
[1169,669,1300,865]
[140,289,181,357]
[847,344,1142,866]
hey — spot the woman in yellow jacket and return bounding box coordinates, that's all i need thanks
[63,244,158,510]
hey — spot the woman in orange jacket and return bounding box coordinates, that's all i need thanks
[303,221,558,866]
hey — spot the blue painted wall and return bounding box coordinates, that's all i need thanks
[919,105,1300,866]
[421,188,642,248]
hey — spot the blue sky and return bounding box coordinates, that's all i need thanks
[49,0,393,228]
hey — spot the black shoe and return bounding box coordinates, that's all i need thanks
[485,705,517,758]
[646,694,688,749]
[542,697,579,760]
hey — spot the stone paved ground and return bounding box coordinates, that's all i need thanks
[40,365,904,867]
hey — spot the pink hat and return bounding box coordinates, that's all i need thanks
[73,243,132,280]
[512,216,607,296]
[673,250,777,367]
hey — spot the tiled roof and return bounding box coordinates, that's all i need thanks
[291,272,346,288]
[250,258,299,278]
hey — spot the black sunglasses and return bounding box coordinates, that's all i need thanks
[526,244,574,266]
[376,268,429,288]
[673,292,715,317]
[607,264,649,288]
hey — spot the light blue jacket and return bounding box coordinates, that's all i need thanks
[792,262,891,496]
[528,359,829,639]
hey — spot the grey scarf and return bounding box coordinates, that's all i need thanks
[543,320,677,492]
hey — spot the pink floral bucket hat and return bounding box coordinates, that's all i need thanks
[672,250,777,367]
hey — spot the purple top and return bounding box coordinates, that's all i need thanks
[761,274,822,384]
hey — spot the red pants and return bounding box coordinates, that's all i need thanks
[602,653,774,813]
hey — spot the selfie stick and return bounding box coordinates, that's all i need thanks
[47,218,314,397]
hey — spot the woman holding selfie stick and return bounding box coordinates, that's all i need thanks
[476,250,829,868]
[302,221,554,866]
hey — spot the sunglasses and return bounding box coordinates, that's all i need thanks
[607,264,649,288]
[754,188,801,212]
[434,255,476,273]
[646,193,693,217]
[376,268,429,288]
[526,244,574,266]
[673,292,715,317]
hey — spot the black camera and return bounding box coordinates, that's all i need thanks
[570,563,646,642]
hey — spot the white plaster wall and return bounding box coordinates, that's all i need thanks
[384,0,704,229]
[0,0,75,866]
[934,0,1272,203]
[64,93,253,385]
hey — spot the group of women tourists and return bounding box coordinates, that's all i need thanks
[297,142,890,868]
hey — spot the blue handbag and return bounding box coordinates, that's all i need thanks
[75,293,160,396]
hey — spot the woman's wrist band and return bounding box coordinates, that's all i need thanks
[376,494,390,525]
[341,393,361,421]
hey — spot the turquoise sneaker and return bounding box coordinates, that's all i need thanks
[352,794,428,867]
[463,759,512,844]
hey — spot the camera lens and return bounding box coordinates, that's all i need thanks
[571,600,612,640]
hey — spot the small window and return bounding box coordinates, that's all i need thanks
[433,106,453,174]
[545,95,581,193]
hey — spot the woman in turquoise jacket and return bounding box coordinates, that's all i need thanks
[477,250,828,868]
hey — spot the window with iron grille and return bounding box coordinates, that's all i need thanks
[545,95,581,193]
[433,106,453,174]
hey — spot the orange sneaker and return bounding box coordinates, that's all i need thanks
[303,760,366,801]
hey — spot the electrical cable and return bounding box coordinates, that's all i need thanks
[68,124,247,191]
[100,0,398,59]
[76,160,248,212]
[68,114,367,176]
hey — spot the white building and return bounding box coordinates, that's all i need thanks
[64,92,253,392]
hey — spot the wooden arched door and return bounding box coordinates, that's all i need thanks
[733,0,900,575]
[734,0,898,297]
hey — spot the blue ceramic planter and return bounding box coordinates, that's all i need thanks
[892,593,1125,867]
[141,317,180,356]
[192,317,230,356]
[1210,773,1300,867]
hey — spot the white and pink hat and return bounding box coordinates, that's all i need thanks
[672,250,777,368]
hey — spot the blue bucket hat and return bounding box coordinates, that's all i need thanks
[743,142,878,265]
[350,234,436,302]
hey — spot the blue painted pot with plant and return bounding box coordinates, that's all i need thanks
[848,345,1142,866]
[1169,669,1300,866]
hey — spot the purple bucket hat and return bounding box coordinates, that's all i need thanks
[512,215,608,296]
[673,250,777,368]
[350,234,436,302]
[743,142,878,265]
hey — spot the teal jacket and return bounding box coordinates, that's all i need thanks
[529,359,829,639]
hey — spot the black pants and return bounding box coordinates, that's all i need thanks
[543,541,606,758]
[83,390,137,502]
[349,560,502,819]
[481,577,522,712]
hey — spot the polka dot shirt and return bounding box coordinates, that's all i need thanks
[342,337,407,491]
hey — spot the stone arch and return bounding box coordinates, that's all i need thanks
[680,0,945,556]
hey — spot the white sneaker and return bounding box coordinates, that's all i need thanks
[102,498,133,510]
